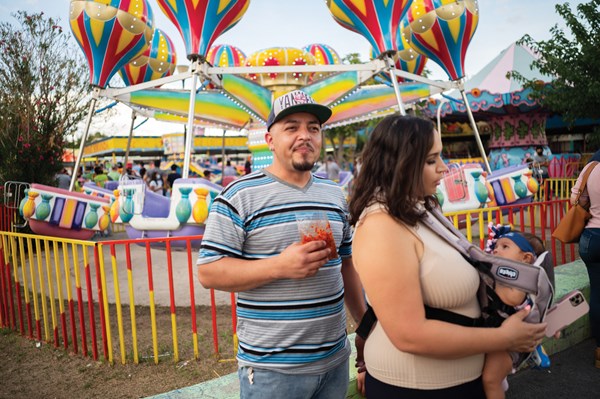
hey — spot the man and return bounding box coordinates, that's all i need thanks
[93,165,109,188]
[223,160,237,176]
[55,167,71,189]
[167,164,182,191]
[197,90,366,398]
[107,164,121,181]
[324,155,341,182]
[532,145,550,179]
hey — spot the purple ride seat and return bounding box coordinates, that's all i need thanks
[141,188,170,218]
[105,181,119,190]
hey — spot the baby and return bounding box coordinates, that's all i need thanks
[483,225,547,399]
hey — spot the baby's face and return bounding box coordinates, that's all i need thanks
[493,237,528,262]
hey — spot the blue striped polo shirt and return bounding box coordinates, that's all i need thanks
[197,170,353,374]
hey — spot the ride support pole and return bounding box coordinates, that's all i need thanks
[70,88,99,192]
[460,89,492,174]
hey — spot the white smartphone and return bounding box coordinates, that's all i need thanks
[545,290,590,337]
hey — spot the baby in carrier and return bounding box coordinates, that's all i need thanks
[482,225,550,399]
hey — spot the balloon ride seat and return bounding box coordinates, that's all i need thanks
[117,178,223,247]
[23,183,110,240]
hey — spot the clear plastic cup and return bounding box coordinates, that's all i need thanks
[296,212,338,260]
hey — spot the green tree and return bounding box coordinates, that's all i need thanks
[0,12,90,185]
[512,0,600,148]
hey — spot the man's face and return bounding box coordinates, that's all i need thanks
[536,148,544,155]
[265,112,322,172]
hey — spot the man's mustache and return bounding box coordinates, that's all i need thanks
[293,144,314,152]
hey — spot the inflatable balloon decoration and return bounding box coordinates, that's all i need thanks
[69,0,154,88]
[370,17,427,84]
[396,17,427,80]
[408,0,489,172]
[406,0,479,81]
[206,44,247,67]
[156,0,250,60]
[327,0,414,114]
[205,44,247,88]
[326,0,412,57]
[303,43,341,81]
[118,28,177,86]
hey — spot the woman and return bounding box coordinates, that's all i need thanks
[148,171,163,194]
[349,115,546,398]
[570,149,600,367]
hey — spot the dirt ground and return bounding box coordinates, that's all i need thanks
[0,304,238,399]
[0,303,358,399]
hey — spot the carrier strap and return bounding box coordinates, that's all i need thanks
[356,303,484,340]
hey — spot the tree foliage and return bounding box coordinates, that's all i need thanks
[0,12,90,185]
[514,1,600,125]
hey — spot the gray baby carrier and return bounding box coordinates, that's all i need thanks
[356,208,554,369]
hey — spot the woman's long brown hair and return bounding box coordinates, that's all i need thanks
[349,115,439,227]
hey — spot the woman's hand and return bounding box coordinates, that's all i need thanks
[354,334,366,396]
[500,306,547,353]
[356,370,366,397]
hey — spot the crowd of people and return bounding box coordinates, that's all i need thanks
[57,156,255,194]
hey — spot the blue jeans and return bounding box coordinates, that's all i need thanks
[238,358,349,399]
[579,228,600,347]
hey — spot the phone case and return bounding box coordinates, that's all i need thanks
[544,290,590,337]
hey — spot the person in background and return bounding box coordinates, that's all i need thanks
[197,90,366,399]
[223,160,237,176]
[317,155,341,182]
[125,167,137,180]
[107,164,121,181]
[93,165,109,188]
[532,145,550,179]
[138,164,146,182]
[148,171,163,194]
[55,167,71,190]
[570,149,600,368]
[326,155,341,182]
[167,164,182,194]
[244,156,252,175]
[349,115,546,398]
[146,160,166,194]
[202,170,212,181]
[83,165,94,182]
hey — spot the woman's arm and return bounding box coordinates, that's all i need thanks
[353,212,546,358]
[570,164,591,206]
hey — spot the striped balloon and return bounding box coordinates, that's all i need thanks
[407,0,479,81]
[396,17,427,80]
[156,0,250,59]
[119,29,177,86]
[326,0,413,57]
[303,43,341,66]
[303,43,340,81]
[206,44,246,67]
[69,0,154,88]
[369,18,426,84]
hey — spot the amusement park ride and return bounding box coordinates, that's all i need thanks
[17,0,540,243]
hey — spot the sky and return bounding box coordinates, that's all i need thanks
[0,0,583,137]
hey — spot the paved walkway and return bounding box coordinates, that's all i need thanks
[507,338,598,399]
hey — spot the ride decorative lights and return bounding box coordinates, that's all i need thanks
[396,16,427,80]
[245,47,316,95]
[69,0,154,88]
